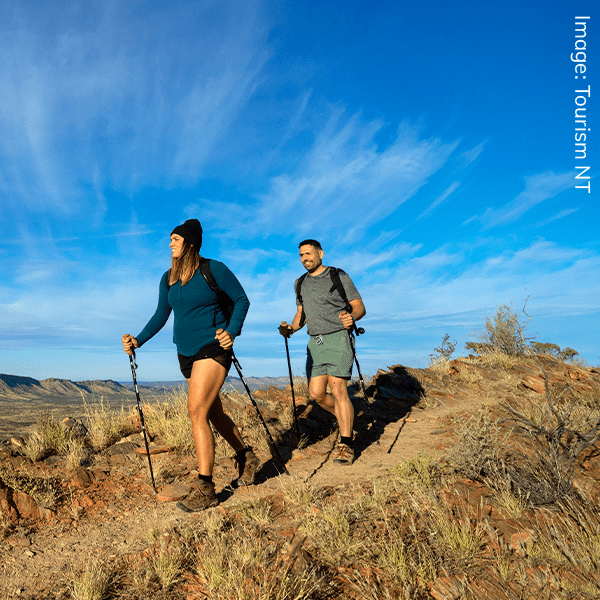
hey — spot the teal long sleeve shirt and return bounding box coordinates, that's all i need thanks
[136,259,250,357]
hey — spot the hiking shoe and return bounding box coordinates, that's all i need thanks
[176,480,218,513]
[332,443,354,466]
[235,448,260,485]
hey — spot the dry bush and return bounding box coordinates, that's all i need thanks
[528,495,600,588]
[427,356,450,377]
[475,350,518,371]
[0,466,61,508]
[499,359,600,505]
[300,502,369,561]
[376,519,438,591]
[23,412,76,461]
[453,369,483,384]
[234,497,273,528]
[280,478,320,509]
[84,397,133,452]
[389,452,445,493]
[188,521,332,600]
[530,341,582,364]
[292,375,310,400]
[71,558,113,600]
[447,400,582,508]
[427,334,457,377]
[65,438,88,469]
[429,502,486,561]
[466,304,529,357]
[446,409,506,481]
[142,386,195,453]
[22,434,46,462]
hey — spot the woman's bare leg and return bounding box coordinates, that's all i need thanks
[186,359,228,476]
[208,395,246,453]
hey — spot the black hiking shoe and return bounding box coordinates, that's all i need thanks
[235,448,260,485]
[332,443,355,466]
[176,480,218,512]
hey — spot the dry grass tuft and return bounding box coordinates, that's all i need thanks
[0,465,61,508]
[143,385,195,453]
[70,558,113,600]
[84,397,133,452]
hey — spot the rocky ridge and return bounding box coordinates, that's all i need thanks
[0,374,130,400]
[1,355,599,599]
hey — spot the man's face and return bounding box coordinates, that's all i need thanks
[299,244,323,273]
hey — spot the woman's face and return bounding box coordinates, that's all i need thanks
[170,234,186,258]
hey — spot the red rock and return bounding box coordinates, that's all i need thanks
[520,375,546,394]
[510,529,535,554]
[12,491,56,521]
[469,577,515,600]
[70,467,93,488]
[0,487,18,521]
[429,575,468,600]
[156,484,190,502]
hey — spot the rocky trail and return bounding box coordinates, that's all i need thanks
[1,356,600,599]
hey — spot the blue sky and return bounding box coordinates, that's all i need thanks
[1,0,598,382]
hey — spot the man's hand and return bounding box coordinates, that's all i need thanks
[279,321,294,338]
[215,328,234,350]
[122,334,139,355]
[338,311,355,331]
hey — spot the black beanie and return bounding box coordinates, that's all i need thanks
[171,219,203,251]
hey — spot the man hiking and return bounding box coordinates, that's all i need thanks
[279,239,366,465]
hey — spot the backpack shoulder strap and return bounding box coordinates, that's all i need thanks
[295,273,309,328]
[329,267,352,313]
[166,261,221,295]
[198,257,219,294]
[198,258,235,326]
[295,273,309,305]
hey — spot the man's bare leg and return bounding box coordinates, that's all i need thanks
[308,374,354,438]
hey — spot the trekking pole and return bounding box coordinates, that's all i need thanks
[284,337,301,440]
[231,352,289,475]
[129,352,158,493]
[347,327,378,435]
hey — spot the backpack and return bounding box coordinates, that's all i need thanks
[167,258,234,326]
[295,267,353,327]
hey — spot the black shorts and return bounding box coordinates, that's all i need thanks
[177,341,233,379]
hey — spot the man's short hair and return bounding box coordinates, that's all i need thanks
[299,239,322,250]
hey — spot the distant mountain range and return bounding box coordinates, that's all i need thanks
[0,374,130,399]
[0,373,290,399]
[121,376,290,393]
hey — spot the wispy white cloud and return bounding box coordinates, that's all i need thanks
[362,240,600,332]
[417,181,460,220]
[0,0,269,216]
[456,141,487,167]
[206,113,460,242]
[466,171,574,230]
[534,208,581,228]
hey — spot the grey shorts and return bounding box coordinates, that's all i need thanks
[306,329,354,380]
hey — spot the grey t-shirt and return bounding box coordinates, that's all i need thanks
[295,267,361,336]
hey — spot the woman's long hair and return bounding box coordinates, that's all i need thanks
[169,240,200,286]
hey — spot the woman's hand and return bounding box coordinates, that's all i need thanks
[215,328,234,350]
[122,334,139,355]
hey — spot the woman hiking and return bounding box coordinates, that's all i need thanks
[122,219,258,512]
